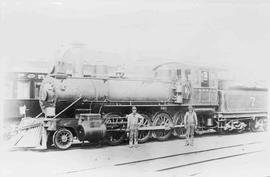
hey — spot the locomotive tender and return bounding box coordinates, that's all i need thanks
[31,62,267,150]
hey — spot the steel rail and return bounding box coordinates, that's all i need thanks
[114,141,261,166]
[157,150,263,172]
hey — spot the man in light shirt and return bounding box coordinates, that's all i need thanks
[184,105,198,146]
[127,106,143,148]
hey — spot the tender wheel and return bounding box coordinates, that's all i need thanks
[53,128,73,150]
[263,119,267,131]
[104,113,125,146]
[173,112,186,138]
[250,118,266,132]
[237,127,245,133]
[250,120,257,132]
[152,112,173,141]
[138,113,152,143]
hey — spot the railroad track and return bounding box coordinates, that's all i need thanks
[114,141,264,172]
[157,150,262,172]
[60,141,265,175]
[157,150,263,172]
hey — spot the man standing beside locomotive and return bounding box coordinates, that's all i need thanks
[184,105,198,146]
[127,106,144,148]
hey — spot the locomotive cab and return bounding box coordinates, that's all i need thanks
[153,62,219,106]
[153,62,219,133]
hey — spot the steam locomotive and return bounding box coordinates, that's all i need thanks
[22,62,267,150]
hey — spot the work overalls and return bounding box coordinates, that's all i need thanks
[127,113,142,147]
[184,111,197,145]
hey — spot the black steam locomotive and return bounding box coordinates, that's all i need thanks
[17,62,268,150]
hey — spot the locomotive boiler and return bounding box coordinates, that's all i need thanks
[38,71,183,149]
[39,74,174,117]
[15,62,268,150]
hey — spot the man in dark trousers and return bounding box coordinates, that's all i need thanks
[184,105,198,146]
[127,106,144,148]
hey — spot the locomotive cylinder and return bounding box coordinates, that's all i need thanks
[77,113,106,142]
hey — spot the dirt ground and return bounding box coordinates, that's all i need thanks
[1,131,270,177]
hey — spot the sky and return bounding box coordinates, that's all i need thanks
[1,0,270,80]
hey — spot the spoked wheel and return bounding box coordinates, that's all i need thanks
[173,112,186,138]
[138,113,152,143]
[104,113,125,146]
[53,128,73,150]
[250,118,266,132]
[152,112,173,141]
[263,119,268,131]
[237,127,245,133]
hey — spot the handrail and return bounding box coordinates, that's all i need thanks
[52,97,82,119]
[35,112,43,119]
[192,87,218,90]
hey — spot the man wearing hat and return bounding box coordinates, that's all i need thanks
[184,105,198,146]
[127,106,144,148]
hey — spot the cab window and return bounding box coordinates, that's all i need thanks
[185,69,191,81]
[201,71,209,87]
[176,69,181,80]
